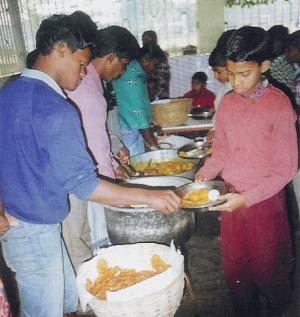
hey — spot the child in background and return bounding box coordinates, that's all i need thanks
[183,71,215,109]
[286,30,300,111]
[196,26,297,317]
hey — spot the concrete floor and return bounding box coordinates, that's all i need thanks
[2,211,300,317]
[77,212,300,317]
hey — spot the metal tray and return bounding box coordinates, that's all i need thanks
[175,181,234,212]
[177,141,211,159]
[188,111,214,120]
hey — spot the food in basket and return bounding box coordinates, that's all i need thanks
[86,255,171,300]
[133,160,193,176]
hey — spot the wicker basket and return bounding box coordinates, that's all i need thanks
[77,243,185,317]
[151,98,192,127]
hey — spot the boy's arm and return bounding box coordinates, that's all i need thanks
[0,199,9,235]
[195,103,228,181]
[242,104,298,207]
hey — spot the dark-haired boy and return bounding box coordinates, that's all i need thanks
[62,25,140,271]
[0,12,180,317]
[183,71,215,109]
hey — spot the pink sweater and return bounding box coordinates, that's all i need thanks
[198,84,298,207]
[67,64,115,178]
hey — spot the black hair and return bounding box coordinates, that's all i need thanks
[142,30,158,44]
[226,26,272,64]
[287,30,300,51]
[216,29,236,50]
[208,47,226,67]
[138,43,166,62]
[36,11,97,55]
[93,26,140,60]
[209,30,236,67]
[26,49,38,68]
[267,25,289,57]
[192,72,207,83]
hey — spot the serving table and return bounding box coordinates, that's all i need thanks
[161,117,213,135]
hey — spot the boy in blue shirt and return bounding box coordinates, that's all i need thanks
[0,12,180,317]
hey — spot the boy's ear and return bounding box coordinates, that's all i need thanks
[260,60,271,73]
[56,42,68,57]
[107,52,118,65]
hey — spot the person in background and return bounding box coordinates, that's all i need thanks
[62,25,138,273]
[267,25,295,89]
[104,81,129,162]
[286,30,300,111]
[0,12,181,317]
[142,30,170,101]
[209,48,232,111]
[112,43,166,155]
[195,26,297,317]
[205,30,235,143]
[183,71,215,109]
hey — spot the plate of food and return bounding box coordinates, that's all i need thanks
[177,141,212,159]
[175,181,234,212]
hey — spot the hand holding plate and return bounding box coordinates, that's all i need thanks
[209,193,246,212]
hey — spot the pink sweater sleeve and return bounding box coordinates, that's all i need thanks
[197,104,228,180]
[243,105,298,207]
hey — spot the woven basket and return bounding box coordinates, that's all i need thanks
[79,243,185,317]
[151,98,192,127]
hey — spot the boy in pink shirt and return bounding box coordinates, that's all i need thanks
[196,26,297,317]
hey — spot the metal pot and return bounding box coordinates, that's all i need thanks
[105,176,195,246]
[129,149,200,180]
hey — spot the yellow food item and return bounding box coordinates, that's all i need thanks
[86,255,171,300]
[133,159,193,176]
[178,151,188,158]
[182,188,209,206]
[206,147,212,155]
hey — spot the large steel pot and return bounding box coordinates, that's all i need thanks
[105,176,195,246]
[129,149,200,180]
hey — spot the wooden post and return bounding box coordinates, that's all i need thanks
[196,0,225,53]
[7,0,26,70]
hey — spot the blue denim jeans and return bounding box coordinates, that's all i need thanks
[121,129,145,156]
[1,220,78,317]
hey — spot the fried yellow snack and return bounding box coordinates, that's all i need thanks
[182,188,210,206]
[86,255,171,300]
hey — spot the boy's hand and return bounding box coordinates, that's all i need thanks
[117,147,130,164]
[146,190,182,214]
[209,193,246,212]
[114,166,129,180]
[0,214,9,235]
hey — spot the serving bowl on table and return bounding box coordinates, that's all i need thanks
[129,149,200,180]
[177,140,212,159]
[175,181,234,212]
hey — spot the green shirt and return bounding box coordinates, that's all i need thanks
[112,59,152,130]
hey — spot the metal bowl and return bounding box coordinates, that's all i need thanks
[129,149,200,180]
[124,176,192,189]
[175,181,234,212]
[177,141,211,159]
[104,176,195,246]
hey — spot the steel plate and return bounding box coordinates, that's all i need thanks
[175,181,234,212]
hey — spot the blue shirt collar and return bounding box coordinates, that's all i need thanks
[21,68,66,99]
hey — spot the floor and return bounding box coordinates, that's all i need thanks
[77,211,300,317]
[2,211,300,317]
